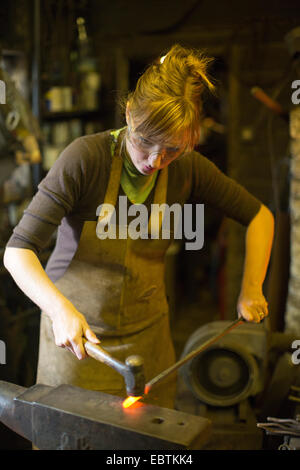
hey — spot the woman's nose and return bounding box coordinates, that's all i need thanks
[148,150,164,168]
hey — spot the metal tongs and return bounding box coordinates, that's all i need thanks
[257,416,300,436]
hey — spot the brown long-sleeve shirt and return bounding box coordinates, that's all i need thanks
[6,129,261,282]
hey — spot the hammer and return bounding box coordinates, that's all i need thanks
[83,339,145,397]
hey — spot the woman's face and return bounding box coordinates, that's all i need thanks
[125,131,185,175]
[125,110,188,176]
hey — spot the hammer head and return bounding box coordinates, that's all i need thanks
[124,355,145,397]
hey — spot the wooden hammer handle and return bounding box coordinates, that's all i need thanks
[83,339,127,375]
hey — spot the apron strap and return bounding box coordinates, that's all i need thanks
[148,167,168,237]
[96,134,123,237]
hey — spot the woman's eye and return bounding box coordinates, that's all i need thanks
[139,137,152,146]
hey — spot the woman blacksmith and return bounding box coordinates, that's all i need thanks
[4,44,274,409]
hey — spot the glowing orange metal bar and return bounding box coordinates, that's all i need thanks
[122,384,151,408]
[122,396,142,408]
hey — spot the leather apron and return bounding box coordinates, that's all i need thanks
[36,131,177,408]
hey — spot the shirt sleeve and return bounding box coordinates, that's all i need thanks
[6,137,89,254]
[191,152,262,226]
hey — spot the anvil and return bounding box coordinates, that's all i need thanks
[0,380,211,450]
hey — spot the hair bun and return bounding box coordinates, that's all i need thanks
[160,44,216,94]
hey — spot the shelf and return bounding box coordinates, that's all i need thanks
[42,109,102,121]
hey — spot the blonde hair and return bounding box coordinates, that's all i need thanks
[126,44,216,150]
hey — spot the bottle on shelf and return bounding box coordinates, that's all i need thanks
[75,16,101,112]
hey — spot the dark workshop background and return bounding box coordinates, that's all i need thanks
[0,0,300,450]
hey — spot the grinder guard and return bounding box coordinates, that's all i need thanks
[179,321,267,407]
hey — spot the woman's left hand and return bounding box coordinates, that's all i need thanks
[237,290,269,323]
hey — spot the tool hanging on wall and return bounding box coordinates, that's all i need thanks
[251,87,289,122]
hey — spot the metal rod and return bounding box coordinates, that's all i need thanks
[145,318,244,393]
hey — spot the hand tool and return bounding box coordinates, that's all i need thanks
[83,339,145,397]
[257,416,300,437]
[123,317,245,407]
[251,86,289,121]
[0,380,211,450]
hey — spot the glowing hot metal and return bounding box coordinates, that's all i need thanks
[122,384,152,408]
[122,396,142,408]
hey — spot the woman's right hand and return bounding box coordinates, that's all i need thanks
[3,248,100,360]
[49,305,100,360]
